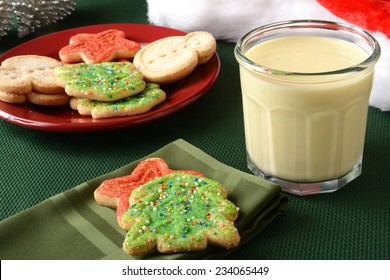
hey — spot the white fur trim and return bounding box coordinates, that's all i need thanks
[147,0,390,110]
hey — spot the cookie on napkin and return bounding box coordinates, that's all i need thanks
[122,172,240,256]
[94,158,203,228]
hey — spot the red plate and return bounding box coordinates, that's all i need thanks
[0,24,220,132]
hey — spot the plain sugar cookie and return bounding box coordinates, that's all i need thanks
[184,31,217,64]
[0,90,26,104]
[0,55,64,94]
[133,31,216,84]
[27,91,70,106]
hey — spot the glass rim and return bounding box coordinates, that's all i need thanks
[234,19,381,77]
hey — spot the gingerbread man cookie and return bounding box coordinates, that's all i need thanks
[0,55,64,93]
[0,55,67,105]
[59,29,141,64]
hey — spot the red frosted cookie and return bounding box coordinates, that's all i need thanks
[94,158,203,228]
[59,29,141,64]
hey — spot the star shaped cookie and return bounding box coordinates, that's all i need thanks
[59,29,141,64]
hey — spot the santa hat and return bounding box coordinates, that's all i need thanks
[146,0,390,111]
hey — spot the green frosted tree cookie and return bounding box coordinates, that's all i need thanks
[70,83,166,119]
[54,61,145,101]
[122,172,240,256]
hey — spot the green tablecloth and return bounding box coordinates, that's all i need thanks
[1,0,389,259]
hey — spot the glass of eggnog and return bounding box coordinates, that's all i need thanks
[234,20,380,195]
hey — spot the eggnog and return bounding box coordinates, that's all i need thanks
[239,36,374,184]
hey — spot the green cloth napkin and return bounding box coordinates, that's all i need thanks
[0,139,287,260]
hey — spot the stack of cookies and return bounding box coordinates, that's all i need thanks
[0,55,69,106]
[0,28,217,119]
[94,158,240,256]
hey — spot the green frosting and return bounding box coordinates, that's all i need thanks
[76,83,164,112]
[122,172,239,254]
[55,62,145,100]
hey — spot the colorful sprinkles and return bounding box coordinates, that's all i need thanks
[74,82,165,117]
[122,172,240,255]
[55,61,145,101]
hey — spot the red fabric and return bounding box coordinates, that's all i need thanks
[317,0,390,37]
